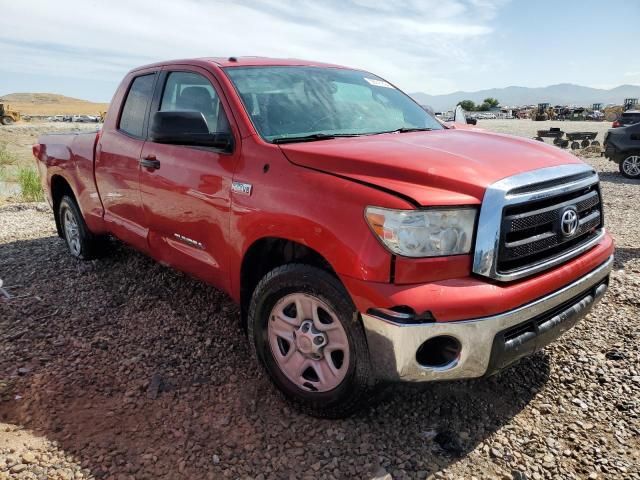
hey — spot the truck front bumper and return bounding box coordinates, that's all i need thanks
[362,255,613,382]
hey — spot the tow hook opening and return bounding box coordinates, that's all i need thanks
[416,335,461,369]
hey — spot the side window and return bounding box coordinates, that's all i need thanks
[119,74,155,138]
[160,71,230,134]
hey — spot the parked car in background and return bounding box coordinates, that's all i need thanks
[33,57,613,417]
[612,110,640,128]
[604,122,640,178]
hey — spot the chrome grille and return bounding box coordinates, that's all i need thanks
[473,164,605,282]
[498,186,602,272]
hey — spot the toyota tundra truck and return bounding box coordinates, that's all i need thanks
[33,57,614,417]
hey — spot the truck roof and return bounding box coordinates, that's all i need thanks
[131,57,350,72]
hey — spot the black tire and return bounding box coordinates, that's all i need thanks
[1,116,14,125]
[247,264,377,418]
[58,195,106,259]
[571,141,580,150]
[581,139,590,148]
[619,154,640,179]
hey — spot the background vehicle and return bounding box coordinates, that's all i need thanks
[604,122,640,178]
[71,114,99,123]
[612,110,640,128]
[0,103,21,125]
[32,57,614,417]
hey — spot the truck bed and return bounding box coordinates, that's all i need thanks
[34,130,104,231]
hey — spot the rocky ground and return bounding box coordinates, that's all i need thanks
[0,153,639,478]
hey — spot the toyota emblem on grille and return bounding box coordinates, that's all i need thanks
[560,207,579,237]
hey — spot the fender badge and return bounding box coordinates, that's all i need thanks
[231,181,252,196]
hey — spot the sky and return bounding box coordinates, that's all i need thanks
[1,0,639,102]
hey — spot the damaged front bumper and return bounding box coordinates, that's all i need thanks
[362,255,613,382]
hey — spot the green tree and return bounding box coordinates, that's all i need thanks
[458,100,476,111]
[483,97,499,108]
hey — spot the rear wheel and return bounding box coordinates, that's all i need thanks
[1,116,14,125]
[58,195,106,259]
[620,155,640,179]
[248,264,377,418]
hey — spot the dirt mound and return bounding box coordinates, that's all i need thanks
[0,93,109,116]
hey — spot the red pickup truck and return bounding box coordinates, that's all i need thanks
[34,57,614,417]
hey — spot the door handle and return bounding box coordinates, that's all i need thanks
[140,155,161,170]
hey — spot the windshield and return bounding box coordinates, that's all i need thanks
[224,66,443,142]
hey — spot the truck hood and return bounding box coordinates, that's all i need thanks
[279,129,583,205]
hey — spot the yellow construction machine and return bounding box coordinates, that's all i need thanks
[0,103,20,125]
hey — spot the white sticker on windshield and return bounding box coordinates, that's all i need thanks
[364,78,393,88]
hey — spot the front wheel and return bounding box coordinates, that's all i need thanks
[59,195,106,259]
[1,116,14,125]
[247,264,377,418]
[620,155,640,179]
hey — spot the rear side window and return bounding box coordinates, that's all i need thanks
[160,71,230,133]
[119,74,155,137]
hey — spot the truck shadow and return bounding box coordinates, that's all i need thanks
[598,170,640,186]
[0,235,550,479]
[613,247,640,269]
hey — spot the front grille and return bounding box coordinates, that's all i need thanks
[497,183,603,274]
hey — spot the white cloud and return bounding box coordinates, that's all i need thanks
[0,0,509,99]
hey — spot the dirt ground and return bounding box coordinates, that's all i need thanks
[0,121,638,479]
[0,121,99,166]
[477,119,612,140]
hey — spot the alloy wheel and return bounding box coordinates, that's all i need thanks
[622,156,640,177]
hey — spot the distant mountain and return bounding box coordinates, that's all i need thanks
[411,84,640,112]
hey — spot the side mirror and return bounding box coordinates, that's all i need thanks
[149,111,233,152]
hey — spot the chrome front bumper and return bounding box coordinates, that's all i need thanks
[362,255,613,382]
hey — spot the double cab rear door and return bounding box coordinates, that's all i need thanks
[97,64,238,289]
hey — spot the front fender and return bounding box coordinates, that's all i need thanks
[228,164,412,302]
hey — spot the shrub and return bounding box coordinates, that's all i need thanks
[0,142,18,167]
[17,167,44,202]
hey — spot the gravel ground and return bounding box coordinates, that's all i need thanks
[0,139,639,478]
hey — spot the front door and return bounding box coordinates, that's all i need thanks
[139,68,238,289]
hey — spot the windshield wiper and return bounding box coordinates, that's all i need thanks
[271,133,359,144]
[373,127,434,135]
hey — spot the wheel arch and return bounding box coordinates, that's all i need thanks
[50,174,77,237]
[239,236,342,329]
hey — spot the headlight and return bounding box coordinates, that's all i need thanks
[365,206,477,257]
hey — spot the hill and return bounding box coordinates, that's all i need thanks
[0,93,109,116]
[411,83,640,111]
